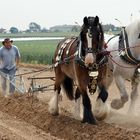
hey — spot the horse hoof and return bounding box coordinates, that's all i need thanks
[81,119,97,125]
[94,111,108,121]
[50,111,59,116]
[121,95,129,104]
[111,99,124,109]
[94,99,110,121]
[49,108,59,116]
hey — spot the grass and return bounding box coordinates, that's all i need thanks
[14,40,60,65]
[0,31,119,65]
[0,32,79,38]
[0,32,79,65]
[0,31,119,38]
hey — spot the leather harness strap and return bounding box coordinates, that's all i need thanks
[119,27,140,65]
[55,37,78,67]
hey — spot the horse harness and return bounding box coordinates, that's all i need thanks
[54,37,78,67]
[119,27,140,79]
[54,36,108,94]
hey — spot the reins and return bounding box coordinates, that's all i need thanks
[54,45,140,69]
[16,44,140,77]
[108,54,139,68]
[104,33,140,69]
[16,34,140,77]
[100,46,140,69]
[15,66,53,77]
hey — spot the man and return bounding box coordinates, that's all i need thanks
[0,38,20,96]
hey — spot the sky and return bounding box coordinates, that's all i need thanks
[0,0,140,30]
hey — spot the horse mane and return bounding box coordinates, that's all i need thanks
[98,23,104,50]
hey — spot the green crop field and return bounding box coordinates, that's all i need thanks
[14,40,60,65]
[0,32,79,65]
[0,32,79,38]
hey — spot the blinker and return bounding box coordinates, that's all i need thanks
[138,33,140,39]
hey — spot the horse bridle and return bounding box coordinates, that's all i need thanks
[119,27,140,65]
[85,24,103,54]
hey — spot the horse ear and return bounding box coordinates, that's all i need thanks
[83,16,88,26]
[94,16,99,26]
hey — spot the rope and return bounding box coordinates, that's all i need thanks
[97,46,140,56]
[55,45,140,70]
[60,52,77,64]
[103,34,140,68]
[110,45,140,53]
[108,55,138,68]
[15,44,140,76]
[15,66,53,77]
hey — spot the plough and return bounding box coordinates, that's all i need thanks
[28,76,55,93]
[0,70,26,94]
[0,67,55,94]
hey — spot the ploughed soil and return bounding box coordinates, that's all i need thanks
[0,64,140,140]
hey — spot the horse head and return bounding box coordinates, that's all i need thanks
[80,16,104,68]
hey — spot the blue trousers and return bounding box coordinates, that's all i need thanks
[0,67,16,95]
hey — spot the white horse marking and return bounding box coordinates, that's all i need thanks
[49,91,59,115]
[85,32,95,66]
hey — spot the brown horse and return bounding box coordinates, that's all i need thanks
[49,16,109,124]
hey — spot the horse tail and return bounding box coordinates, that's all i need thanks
[62,76,74,100]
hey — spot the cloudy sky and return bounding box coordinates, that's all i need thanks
[0,0,140,30]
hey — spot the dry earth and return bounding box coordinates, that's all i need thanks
[0,65,140,140]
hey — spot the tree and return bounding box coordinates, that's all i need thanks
[10,27,18,33]
[41,27,49,32]
[0,28,6,33]
[29,22,41,32]
[103,24,115,32]
[71,25,80,32]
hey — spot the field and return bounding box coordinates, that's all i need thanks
[0,32,79,65]
[0,32,79,38]
[0,31,140,139]
[0,31,118,65]
[0,66,140,139]
[14,40,60,64]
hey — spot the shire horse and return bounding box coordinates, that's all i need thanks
[49,16,109,124]
[105,18,140,113]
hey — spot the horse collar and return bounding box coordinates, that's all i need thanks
[119,28,140,65]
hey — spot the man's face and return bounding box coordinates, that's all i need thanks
[4,41,12,49]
